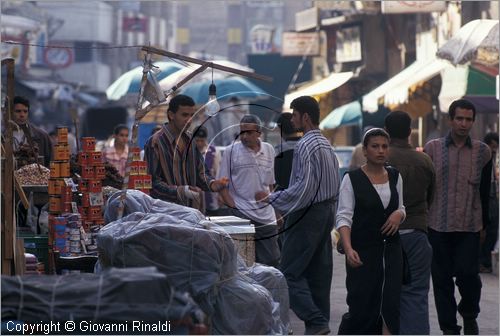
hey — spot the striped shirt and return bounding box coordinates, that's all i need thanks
[144,124,214,210]
[269,129,340,213]
[424,133,490,232]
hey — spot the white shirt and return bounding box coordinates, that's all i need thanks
[336,173,406,229]
[218,141,276,224]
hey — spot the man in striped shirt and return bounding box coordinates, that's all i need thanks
[144,94,227,212]
[256,96,339,335]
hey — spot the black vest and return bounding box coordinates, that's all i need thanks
[349,167,400,249]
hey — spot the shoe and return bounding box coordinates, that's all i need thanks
[479,264,492,273]
[443,328,461,335]
[464,319,479,335]
[304,325,330,335]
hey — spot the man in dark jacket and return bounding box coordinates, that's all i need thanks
[479,132,499,273]
[9,96,52,168]
[385,111,436,334]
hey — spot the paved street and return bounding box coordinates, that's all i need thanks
[289,251,499,335]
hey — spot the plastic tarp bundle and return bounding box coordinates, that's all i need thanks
[104,189,205,225]
[240,264,291,334]
[100,190,288,334]
[1,267,203,330]
[98,212,238,306]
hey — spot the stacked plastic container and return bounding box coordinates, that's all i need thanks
[48,127,72,258]
[128,146,152,195]
[77,137,105,248]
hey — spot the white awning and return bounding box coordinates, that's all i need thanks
[283,71,353,110]
[362,58,450,113]
[438,65,469,112]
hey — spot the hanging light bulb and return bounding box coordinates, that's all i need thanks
[205,67,220,116]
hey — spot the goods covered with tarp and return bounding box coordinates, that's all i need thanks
[240,264,290,335]
[99,190,289,334]
[1,267,204,334]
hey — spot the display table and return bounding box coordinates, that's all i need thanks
[208,216,255,266]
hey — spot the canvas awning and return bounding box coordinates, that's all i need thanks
[283,71,353,110]
[439,63,499,113]
[362,58,450,113]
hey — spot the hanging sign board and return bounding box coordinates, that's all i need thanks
[282,32,320,56]
[381,1,446,14]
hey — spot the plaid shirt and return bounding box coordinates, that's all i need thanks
[424,133,491,232]
[102,143,128,177]
[144,124,213,210]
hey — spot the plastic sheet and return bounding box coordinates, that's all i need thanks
[240,264,291,335]
[97,212,238,310]
[100,190,288,334]
[1,267,203,329]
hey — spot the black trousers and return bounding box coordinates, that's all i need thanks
[428,229,482,333]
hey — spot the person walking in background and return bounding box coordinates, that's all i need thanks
[479,132,499,273]
[336,128,405,335]
[144,94,226,212]
[424,99,491,335]
[218,115,280,267]
[274,112,302,191]
[349,125,374,170]
[274,112,302,248]
[385,111,436,334]
[102,124,129,177]
[194,125,221,216]
[255,96,339,335]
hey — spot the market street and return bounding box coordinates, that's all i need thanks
[289,251,499,335]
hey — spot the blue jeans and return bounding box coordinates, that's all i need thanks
[400,230,433,335]
[280,199,335,328]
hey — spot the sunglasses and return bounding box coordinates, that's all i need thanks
[239,130,261,135]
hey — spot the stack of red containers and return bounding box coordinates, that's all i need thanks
[77,137,105,233]
[127,146,152,195]
[48,127,72,258]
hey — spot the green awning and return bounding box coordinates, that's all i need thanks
[319,101,362,130]
[439,65,498,112]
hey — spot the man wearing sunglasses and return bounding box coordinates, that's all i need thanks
[218,114,280,267]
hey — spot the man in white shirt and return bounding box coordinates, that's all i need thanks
[218,114,280,267]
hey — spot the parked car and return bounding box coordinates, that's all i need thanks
[332,146,355,177]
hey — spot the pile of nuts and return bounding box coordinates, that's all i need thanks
[15,163,50,185]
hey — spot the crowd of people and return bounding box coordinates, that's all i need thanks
[4,93,498,335]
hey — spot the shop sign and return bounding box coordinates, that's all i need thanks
[295,7,319,32]
[381,1,446,14]
[44,46,73,69]
[250,25,276,54]
[336,25,362,63]
[282,32,320,56]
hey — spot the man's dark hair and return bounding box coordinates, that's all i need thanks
[290,96,320,125]
[13,96,30,110]
[384,111,412,139]
[168,94,195,113]
[240,114,262,132]
[484,132,499,146]
[113,124,129,135]
[276,113,296,136]
[448,99,476,121]
[193,125,208,139]
[363,128,390,147]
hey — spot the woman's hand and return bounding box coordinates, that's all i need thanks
[345,248,363,268]
[381,210,403,236]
